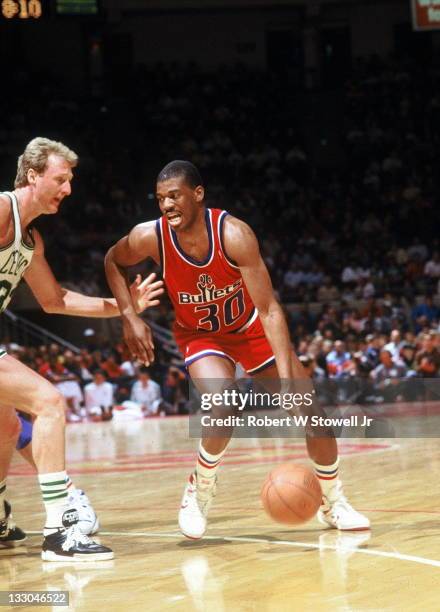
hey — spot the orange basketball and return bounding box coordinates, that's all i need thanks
[261,463,322,525]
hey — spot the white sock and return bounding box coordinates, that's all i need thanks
[66,475,76,494]
[196,442,227,485]
[312,459,340,500]
[38,470,70,533]
[0,478,6,520]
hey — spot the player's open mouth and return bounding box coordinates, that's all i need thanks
[167,213,182,225]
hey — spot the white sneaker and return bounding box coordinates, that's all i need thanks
[67,490,99,536]
[318,482,370,531]
[178,473,217,540]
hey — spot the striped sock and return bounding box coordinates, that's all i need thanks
[312,459,340,499]
[196,442,226,485]
[66,476,76,493]
[0,478,6,520]
[38,471,69,531]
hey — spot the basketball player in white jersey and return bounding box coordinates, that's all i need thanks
[0,137,163,561]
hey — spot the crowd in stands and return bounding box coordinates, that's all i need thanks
[2,307,439,422]
[2,341,188,422]
[2,52,440,414]
[3,55,440,307]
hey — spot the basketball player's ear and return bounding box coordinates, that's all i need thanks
[27,168,38,186]
[195,185,204,203]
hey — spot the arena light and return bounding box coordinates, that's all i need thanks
[411,0,440,30]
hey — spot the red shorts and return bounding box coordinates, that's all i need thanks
[173,315,275,375]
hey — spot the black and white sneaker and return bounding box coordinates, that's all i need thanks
[0,501,27,548]
[67,489,100,536]
[41,508,113,562]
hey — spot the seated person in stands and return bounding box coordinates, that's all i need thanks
[370,349,414,402]
[84,369,114,420]
[129,367,162,416]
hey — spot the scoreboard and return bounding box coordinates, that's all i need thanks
[1,0,42,18]
[56,0,98,15]
[1,0,100,19]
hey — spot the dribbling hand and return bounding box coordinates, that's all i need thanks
[122,314,155,366]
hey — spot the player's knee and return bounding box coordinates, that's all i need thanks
[34,389,67,424]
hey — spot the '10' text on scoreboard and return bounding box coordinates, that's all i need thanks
[1,0,42,19]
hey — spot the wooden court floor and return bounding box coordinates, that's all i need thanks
[2,416,440,611]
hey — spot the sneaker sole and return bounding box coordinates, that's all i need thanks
[318,513,370,531]
[319,520,371,531]
[178,517,206,540]
[41,550,114,562]
[180,530,204,540]
[0,537,27,548]
[337,525,371,531]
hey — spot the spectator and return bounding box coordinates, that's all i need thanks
[415,332,440,378]
[370,350,409,402]
[364,334,382,369]
[412,295,439,333]
[162,366,188,414]
[317,277,340,302]
[299,354,326,382]
[84,370,114,419]
[424,251,440,279]
[384,329,403,361]
[400,342,416,370]
[129,367,162,416]
[101,354,124,382]
[326,340,353,378]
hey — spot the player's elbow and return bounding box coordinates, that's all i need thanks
[42,303,60,314]
[41,297,65,314]
[104,247,117,271]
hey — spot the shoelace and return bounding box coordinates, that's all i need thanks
[0,511,15,536]
[62,524,94,551]
[331,496,353,515]
[185,478,215,514]
[69,490,91,508]
[196,482,216,511]
[77,490,90,503]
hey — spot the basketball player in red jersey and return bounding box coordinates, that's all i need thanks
[105,161,370,538]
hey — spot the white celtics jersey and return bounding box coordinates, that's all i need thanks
[0,192,34,313]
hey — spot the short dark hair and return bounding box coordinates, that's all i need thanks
[138,366,150,375]
[157,160,203,189]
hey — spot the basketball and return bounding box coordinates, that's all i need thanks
[261,464,322,525]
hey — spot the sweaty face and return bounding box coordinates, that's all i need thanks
[33,154,74,214]
[156,176,203,232]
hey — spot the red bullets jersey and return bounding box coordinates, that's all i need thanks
[155,208,258,334]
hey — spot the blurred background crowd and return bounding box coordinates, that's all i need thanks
[2,51,440,419]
